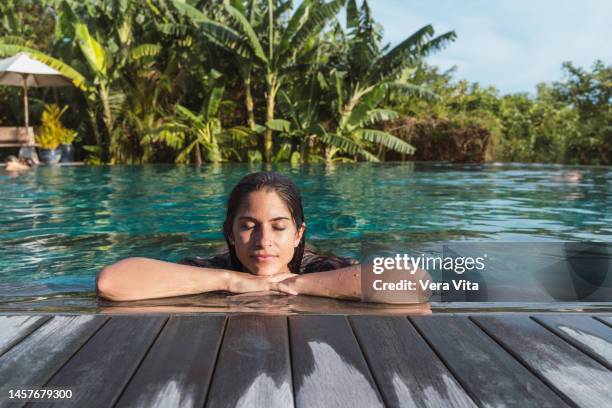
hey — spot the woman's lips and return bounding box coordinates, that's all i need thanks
[251,254,277,262]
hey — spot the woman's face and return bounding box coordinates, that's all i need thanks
[231,189,305,276]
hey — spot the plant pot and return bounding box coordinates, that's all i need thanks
[60,143,75,163]
[18,146,40,164]
[38,148,62,164]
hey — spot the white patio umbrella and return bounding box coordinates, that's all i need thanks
[0,52,73,150]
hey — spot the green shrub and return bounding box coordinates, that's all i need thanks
[36,104,77,149]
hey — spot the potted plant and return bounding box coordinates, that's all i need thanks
[59,121,78,163]
[35,105,77,164]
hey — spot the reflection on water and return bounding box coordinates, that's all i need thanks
[1,163,611,313]
[2,292,611,314]
[0,292,430,315]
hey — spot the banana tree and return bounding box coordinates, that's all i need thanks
[147,74,252,165]
[315,0,455,161]
[172,0,345,162]
[339,0,455,112]
[324,71,415,161]
[51,0,163,162]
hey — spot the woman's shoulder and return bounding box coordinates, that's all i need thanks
[178,252,232,269]
[300,248,359,274]
[179,245,358,274]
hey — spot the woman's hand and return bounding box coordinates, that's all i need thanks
[226,271,298,294]
[276,275,300,296]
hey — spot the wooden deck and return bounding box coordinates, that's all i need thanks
[0,314,610,407]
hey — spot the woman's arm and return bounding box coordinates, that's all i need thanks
[96,257,294,301]
[277,264,432,303]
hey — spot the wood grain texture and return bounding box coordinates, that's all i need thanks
[290,315,384,408]
[594,315,612,327]
[206,315,293,408]
[412,315,569,408]
[43,316,167,408]
[0,315,107,408]
[533,314,612,369]
[1,313,611,408]
[472,315,612,408]
[0,315,49,356]
[350,316,476,408]
[115,316,225,408]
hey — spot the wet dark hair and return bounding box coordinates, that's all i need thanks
[6,155,33,167]
[223,171,306,274]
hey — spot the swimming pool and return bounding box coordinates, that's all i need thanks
[1,163,610,312]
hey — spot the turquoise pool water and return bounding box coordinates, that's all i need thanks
[1,163,610,312]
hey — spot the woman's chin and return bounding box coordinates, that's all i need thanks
[248,265,285,276]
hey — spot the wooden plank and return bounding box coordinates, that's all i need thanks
[350,316,476,408]
[206,315,293,408]
[115,316,225,408]
[472,315,612,408]
[289,315,384,408]
[43,316,167,408]
[0,315,107,407]
[534,315,612,369]
[0,315,50,356]
[594,315,612,327]
[411,315,569,408]
[0,127,35,144]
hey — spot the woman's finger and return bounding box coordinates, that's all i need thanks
[277,282,298,296]
[268,273,297,283]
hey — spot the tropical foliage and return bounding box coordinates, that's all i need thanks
[36,104,77,149]
[396,62,610,164]
[0,0,609,165]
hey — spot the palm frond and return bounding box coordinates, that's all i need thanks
[266,119,292,132]
[171,0,208,23]
[74,22,108,76]
[280,0,345,66]
[206,86,225,119]
[368,25,435,82]
[200,20,257,60]
[107,90,126,116]
[223,3,268,63]
[355,128,416,154]
[363,109,399,125]
[346,0,359,30]
[175,104,205,128]
[319,131,362,154]
[129,43,162,60]
[384,82,440,101]
[278,0,311,54]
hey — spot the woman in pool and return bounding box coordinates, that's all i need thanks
[4,155,34,172]
[97,171,429,303]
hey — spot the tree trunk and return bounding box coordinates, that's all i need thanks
[302,134,315,163]
[244,76,256,131]
[325,146,333,162]
[87,108,102,149]
[263,75,277,162]
[209,125,221,164]
[98,84,113,162]
[245,75,264,159]
[195,142,202,167]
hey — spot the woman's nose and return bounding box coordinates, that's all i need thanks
[255,226,274,246]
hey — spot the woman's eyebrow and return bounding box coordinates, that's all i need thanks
[237,216,291,222]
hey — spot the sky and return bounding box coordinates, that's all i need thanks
[365,0,612,94]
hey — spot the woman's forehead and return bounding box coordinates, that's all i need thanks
[235,190,293,218]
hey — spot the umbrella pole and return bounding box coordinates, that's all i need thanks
[18,73,39,163]
[23,74,29,142]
